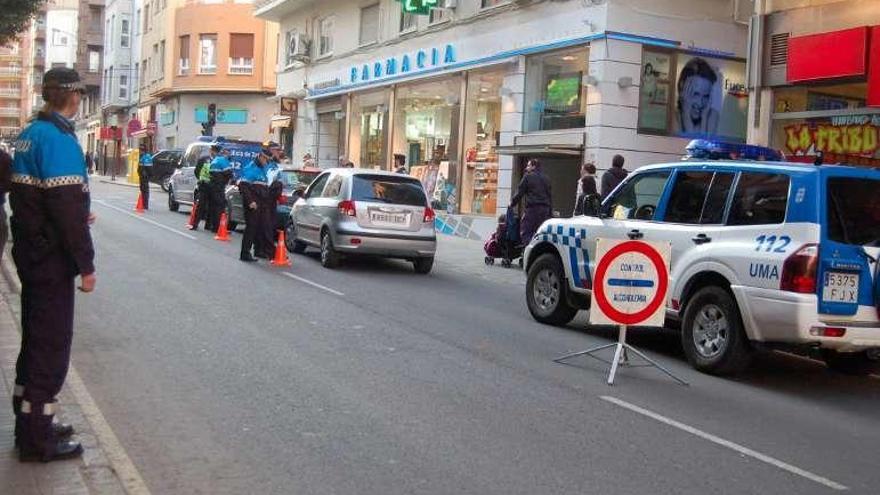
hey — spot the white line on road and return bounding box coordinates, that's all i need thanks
[600,395,849,491]
[94,200,197,240]
[281,272,345,296]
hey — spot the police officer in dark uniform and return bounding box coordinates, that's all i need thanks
[189,149,215,231]
[255,142,283,258]
[10,67,95,462]
[138,145,153,209]
[207,145,232,232]
[238,147,272,262]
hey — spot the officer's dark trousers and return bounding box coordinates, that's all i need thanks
[14,261,75,454]
[257,199,276,257]
[241,207,260,258]
[194,183,211,229]
[138,166,150,209]
[208,183,226,232]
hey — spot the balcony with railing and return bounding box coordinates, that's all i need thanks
[0,107,20,117]
[0,88,21,98]
[0,126,21,137]
[0,66,22,78]
[254,0,317,21]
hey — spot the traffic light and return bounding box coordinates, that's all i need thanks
[397,0,439,15]
[207,103,217,127]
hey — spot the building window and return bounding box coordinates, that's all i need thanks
[178,35,190,75]
[152,44,159,80]
[88,50,100,73]
[119,74,128,99]
[400,11,416,33]
[143,3,150,31]
[229,33,254,74]
[481,0,509,8]
[349,89,391,170]
[359,4,380,46]
[462,69,504,215]
[51,30,69,46]
[524,46,588,132]
[121,19,130,47]
[199,34,217,74]
[135,9,140,34]
[284,30,299,67]
[637,49,747,141]
[429,7,449,24]
[159,40,166,77]
[133,63,139,94]
[110,15,115,45]
[141,59,148,87]
[317,16,334,58]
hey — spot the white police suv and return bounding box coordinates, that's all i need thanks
[524,140,880,376]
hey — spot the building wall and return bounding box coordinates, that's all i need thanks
[102,0,137,110]
[46,8,79,69]
[160,92,276,148]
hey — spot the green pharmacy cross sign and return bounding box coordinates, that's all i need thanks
[397,0,439,15]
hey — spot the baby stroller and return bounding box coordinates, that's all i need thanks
[484,208,524,268]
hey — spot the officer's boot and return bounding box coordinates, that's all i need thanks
[18,400,83,463]
[12,386,74,448]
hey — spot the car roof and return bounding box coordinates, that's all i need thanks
[638,160,880,178]
[283,167,322,174]
[325,167,420,179]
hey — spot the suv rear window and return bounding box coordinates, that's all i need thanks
[827,178,880,246]
[727,172,789,225]
[352,175,427,206]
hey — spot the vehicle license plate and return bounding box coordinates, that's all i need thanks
[370,211,408,226]
[822,272,859,304]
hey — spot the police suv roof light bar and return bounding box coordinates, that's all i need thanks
[685,139,784,162]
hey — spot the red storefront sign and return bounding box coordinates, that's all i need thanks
[787,27,869,83]
[126,118,142,137]
[868,27,880,107]
[99,127,123,140]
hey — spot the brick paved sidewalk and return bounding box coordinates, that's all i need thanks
[0,255,129,495]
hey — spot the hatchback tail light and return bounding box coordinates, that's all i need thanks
[781,244,819,294]
[423,207,436,224]
[338,200,357,217]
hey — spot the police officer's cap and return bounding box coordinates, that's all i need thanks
[43,67,86,93]
[211,143,223,152]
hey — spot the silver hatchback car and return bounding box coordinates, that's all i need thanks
[286,168,437,274]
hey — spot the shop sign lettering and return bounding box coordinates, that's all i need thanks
[784,122,880,156]
[350,44,456,85]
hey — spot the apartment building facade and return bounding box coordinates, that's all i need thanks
[76,0,106,156]
[256,0,751,237]
[746,0,880,168]
[0,38,27,142]
[132,0,277,153]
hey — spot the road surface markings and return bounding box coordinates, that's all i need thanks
[94,200,197,240]
[600,396,849,491]
[281,272,345,296]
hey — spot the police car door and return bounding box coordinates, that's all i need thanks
[597,169,673,246]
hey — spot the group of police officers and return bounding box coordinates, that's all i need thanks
[180,141,285,262]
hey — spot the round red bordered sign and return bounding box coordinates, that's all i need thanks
[593,241,669,326]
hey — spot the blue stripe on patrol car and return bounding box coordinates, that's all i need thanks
[569,247,581,288]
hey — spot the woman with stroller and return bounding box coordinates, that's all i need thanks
[573,162,598,216]
[510,159,552,243]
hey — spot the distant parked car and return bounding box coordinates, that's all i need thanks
[150,149,183,192]
[287,168,437,274]
[224,167,321,231]
[167,137,262,212]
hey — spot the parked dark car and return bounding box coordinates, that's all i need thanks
[224,167,321,231]
[150,149,184,192]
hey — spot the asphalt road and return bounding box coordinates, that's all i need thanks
[67,181,880,495]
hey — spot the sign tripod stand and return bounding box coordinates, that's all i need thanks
[556,239,688,386]
[554,324,688,386]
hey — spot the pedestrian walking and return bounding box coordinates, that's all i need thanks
[601,154,628,199]
[138,145,153,210]
[238,149,272,262]
[394,154,407,174]
[510,159,553,243]
[0,146,10,262]
[302,153,315,168]
[573,162,598,216]
[84,151,94,175]
[207,146,233,232]
[9,67,96,462]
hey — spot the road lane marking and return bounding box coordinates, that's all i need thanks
[281,272,345,296]
[600,396,849,491]
[94,200,197,240]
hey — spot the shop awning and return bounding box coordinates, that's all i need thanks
[269,115,292,130]
[495,144,583,157]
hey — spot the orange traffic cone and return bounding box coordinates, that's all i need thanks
[214,212,231,242]
[134,193,145,214]
[186,201,199,229]
[270,230,292,267]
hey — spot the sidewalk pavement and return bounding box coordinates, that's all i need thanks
[435,234,525,288]
[92,174,162,191]
[0,254,129,495]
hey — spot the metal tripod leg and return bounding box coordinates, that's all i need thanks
[621,344,689,386]
[553,343,617,363]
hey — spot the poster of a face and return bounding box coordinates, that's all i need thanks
[638,51,672,132]
[673,55,747,141]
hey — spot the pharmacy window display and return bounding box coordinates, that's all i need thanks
[461,70,503,216]
[524,47,588,132]
[349,89,390,170]
[393,77,462,213]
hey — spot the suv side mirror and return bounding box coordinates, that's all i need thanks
[582,194,602,217]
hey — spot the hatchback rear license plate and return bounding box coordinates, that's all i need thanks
[822,272,859,304]
[370,212,408,225]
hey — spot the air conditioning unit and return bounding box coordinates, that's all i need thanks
[438,0,458,8]
[289,33,311,64]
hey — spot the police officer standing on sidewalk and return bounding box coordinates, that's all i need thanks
[138,145,153,210]
[9,68,96,462]
[238,146,272,262]
[207,145,232,232]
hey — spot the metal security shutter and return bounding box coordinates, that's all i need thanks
[359,4,380,46]
[770,32,789,67]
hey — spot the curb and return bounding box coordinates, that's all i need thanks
[96,178,162,191]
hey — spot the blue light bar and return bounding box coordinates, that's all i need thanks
[685,139,784,162]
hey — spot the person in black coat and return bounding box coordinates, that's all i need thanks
[510,159,553,243]
[601,154,628,199]
[574,162,598,216]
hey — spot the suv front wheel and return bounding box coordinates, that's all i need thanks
[681,286,752,375]
[168,189,180,212]
[526,254,579,326]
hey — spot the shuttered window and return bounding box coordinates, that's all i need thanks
[359,4,380,46]
[229,33,254,74]
[179,35,190,75]
[770,32,790,67]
